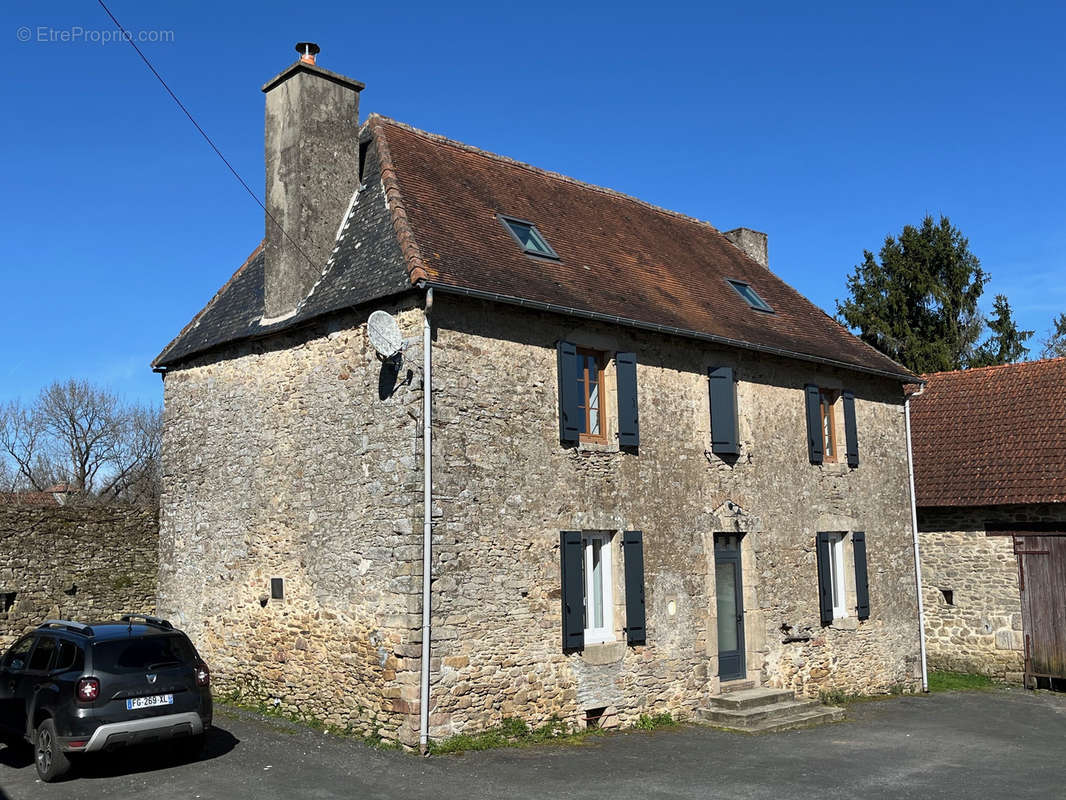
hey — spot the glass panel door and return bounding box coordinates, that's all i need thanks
[714,534,746,682]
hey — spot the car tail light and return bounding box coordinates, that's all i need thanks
[76,677,100,702]
[195,661,210,688]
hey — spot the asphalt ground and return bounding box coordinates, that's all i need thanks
[2,688,1064,800]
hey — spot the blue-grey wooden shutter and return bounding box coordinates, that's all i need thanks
[557,342,581,443]
[708,367,739,454]
[842,390,859,468]
[616,352,639,448]
[853,531,870,620]
[805,384,824,464]
[815,532,834,625]
[560,531,585,649]
[623,531,646,644]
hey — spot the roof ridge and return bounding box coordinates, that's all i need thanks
[920,355,1066,380]
[363,113,725,236]
[152,242,264,368]
[364,117,431,285]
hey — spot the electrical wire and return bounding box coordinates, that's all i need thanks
[95,0,319,273]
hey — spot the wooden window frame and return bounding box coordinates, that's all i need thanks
[577,348,608,444]
[820,389,838,463]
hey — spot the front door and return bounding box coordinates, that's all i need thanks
[715,533,746,682]
[1016,534,1066,688]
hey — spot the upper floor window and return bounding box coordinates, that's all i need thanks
[726,279,774,313]
[805,385,859,467]
[556,342,639,448]
[498,215,560,259]
[820,389,838,463]
[576,349,607,443]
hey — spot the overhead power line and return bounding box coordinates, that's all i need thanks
[95,0,318,272]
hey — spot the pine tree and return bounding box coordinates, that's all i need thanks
[837,216,987,374]
[1040,313,1066,359]
[969,295,1033,367]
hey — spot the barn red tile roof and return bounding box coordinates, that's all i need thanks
[910,358,1066,507]
[0,491,59,507]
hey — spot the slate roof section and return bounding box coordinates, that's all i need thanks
[153,141,412,367]
[156,113,915,382]
[910,358,1066,507]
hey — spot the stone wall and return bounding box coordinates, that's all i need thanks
[159,290,923,748]
[918,503,1066,681]
[0,504,157,648]
[158,299,426,745]
[424,295,922,738]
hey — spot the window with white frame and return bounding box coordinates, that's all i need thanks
[828,533,847,619]
[582,532,614,643]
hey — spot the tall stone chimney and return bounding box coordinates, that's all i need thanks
[261,43,365,320]
[723,227,769,268]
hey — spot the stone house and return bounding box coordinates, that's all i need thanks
[153,45,925,748]
[910,358,1066,687]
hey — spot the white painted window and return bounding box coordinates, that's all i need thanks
[828,533,847,619]
[582,532,614,644]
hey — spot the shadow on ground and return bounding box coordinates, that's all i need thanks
[0,725,239,784]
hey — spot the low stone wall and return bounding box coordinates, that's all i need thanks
[918,504,1066,681]
[0,504,158,648]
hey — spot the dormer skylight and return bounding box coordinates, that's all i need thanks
[727,279,774,313]
[499,215,560,259]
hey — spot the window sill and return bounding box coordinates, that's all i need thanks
[580,640,626,665]
[830,617,859,631]
[576,439,619,454]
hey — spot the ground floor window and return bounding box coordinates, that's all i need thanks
[827,532,847,619]
[583,532,614,643]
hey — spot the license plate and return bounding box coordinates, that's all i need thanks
[126,694,174,711]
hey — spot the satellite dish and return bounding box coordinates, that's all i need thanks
[368,310,402,358]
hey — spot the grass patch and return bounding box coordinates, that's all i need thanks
[428,712,680,756]
[928,671,994,692]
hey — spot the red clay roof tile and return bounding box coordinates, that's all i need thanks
[369,116,914,381]
[910,358,1066,507]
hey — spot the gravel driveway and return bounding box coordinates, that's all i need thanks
[2,688,1064,800]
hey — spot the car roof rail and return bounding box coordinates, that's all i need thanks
[39,620,94,636]
[118,613,173,630]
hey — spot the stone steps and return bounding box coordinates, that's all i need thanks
[696,688,844,733]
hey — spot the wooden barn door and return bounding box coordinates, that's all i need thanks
[1016,535,1066,688]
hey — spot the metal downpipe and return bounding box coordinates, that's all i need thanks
[419,288,434,753]
[905,395,929,692]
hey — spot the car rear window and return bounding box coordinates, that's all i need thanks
[92,636,196,673]
[54,640,85,673]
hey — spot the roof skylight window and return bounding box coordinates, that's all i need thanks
[727,279,774,313]
[499,215,560,259]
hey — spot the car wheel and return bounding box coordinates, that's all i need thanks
[34,718,71,782]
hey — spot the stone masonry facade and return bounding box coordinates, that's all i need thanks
[918,503,1066,681]
[158,300,427,745]
[0,504,157,648]
[159,292,922,747]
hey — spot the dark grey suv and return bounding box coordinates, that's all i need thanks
[0,615,212,781]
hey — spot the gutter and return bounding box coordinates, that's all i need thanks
[419,287,434,754]
[904,395,929,692]
[416,281,922,385]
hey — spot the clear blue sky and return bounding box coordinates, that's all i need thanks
[3,0,1064,407]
